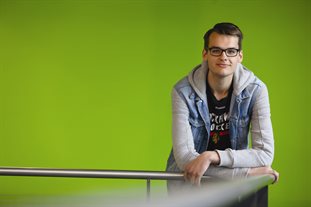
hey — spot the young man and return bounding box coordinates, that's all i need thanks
[166,23,279,189]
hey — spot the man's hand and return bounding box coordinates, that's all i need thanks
[184,151,220,186]
[248,166,279,183]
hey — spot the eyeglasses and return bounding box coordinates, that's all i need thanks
[207,47,240,57]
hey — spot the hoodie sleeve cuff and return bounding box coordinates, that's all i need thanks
[216,149,234,167]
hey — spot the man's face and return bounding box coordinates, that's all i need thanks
[203,32,243,79]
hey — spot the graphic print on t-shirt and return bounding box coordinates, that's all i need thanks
[206,83,232,151]
[209,112,230,146]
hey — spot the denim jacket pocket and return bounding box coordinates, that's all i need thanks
[237,116,251,149]
[189,117,205,127]
[189,117,205,149]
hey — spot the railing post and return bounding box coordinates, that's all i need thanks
[146,178,151,201]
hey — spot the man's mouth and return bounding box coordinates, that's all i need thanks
[216,63,230,68]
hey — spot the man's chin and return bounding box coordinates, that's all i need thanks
[215,70,234,78]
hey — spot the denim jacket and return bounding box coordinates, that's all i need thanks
[166,62,274,179]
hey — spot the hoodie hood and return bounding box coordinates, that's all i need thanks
[188,61,256,102]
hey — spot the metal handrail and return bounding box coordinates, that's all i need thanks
[0,167,211,180]
[0,166,212,201]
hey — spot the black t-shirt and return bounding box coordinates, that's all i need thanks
[206,82,232,151]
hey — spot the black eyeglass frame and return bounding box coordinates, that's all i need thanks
[207,47,240,57]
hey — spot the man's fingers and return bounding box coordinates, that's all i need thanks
[184,171,194,183]
[184,171,202,186]
[189,172,196,184]
[195,175,201,186]
[272,170,279,184]
[184,171,196,185]
[184,171,189,181]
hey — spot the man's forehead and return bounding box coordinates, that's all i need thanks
[209,33,239,47]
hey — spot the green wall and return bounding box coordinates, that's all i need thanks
[0,0,310,206]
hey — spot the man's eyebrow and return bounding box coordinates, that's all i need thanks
[209,47,238,49]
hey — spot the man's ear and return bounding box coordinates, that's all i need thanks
[202,48,208,61]
[238,50,243,63]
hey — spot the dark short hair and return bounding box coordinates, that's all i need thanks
[203,22,243,50]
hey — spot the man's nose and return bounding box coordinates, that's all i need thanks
[219,51,228,60]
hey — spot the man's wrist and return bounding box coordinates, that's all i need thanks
[203,151,220,165]
[212,151,220,165]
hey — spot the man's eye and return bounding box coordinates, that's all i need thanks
[227,49,236,54]
[211,49,221,53]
